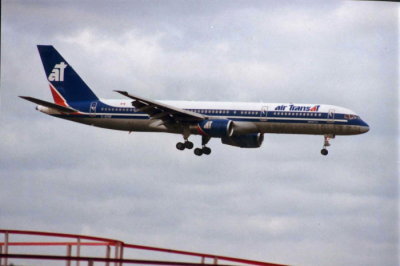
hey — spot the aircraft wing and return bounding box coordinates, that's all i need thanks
[19,96,77,113]
[115,90,205,122]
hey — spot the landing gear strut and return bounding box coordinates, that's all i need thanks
[321,135,334,156]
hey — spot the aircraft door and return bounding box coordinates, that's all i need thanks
[90,102,97,117]
[327,109,335,123]
[261,106,268,121]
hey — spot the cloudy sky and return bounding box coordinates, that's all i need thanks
[1,1,398,265]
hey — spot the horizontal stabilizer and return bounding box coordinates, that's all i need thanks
[19,96,77,113]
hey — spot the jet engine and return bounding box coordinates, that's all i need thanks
[195,119,234,137]
[221,133,264,148]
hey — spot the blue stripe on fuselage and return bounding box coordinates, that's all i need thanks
[53,102,366,126]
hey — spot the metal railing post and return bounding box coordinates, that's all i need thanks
[213,257,218,265]
[119,244,124,266]
[114,244,119,266]
[66,244,72,266]
[77,238,81,266]
[3,232,8,266]
[105,245,111,266]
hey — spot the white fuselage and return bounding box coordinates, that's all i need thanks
[39,99,369,136]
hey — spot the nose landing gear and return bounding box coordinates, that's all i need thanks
[321,148,328,156]
[321,135,334,156]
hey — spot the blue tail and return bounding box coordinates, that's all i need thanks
[37,45,98,104]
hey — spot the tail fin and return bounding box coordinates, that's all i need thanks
[37,45,99,105]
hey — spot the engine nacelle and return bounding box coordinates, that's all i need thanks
[196,119,234,137]
[221,133,264,148]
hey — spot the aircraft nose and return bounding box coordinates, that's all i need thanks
[360,126,369,133]
[359,120,369,134]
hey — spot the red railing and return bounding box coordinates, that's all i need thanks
[0,229,288,266]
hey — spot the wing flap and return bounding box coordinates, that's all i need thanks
[114,90,205,122]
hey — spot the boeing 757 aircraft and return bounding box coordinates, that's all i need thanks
[20,45,369,156]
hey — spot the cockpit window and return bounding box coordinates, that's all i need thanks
[344,114,359,120]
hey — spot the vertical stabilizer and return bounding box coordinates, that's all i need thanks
[37,45,99,104]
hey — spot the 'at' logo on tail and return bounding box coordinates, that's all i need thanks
[48,62,68,82]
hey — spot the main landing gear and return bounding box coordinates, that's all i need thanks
[176,140,193,150]
[194,146,211,156]
[194,135,212,156]
[176,135,212,156]
[321,135,334,156]
[176,128,194,151]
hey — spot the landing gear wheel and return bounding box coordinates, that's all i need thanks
[202,147,211,155]
[321,148,328,156]
[176,142,185,150]
[194,148,203,156]
[185,141,194,149]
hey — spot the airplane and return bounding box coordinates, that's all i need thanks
[20,45,369,156]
